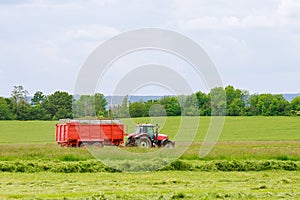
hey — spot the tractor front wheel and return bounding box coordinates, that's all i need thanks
[163,141,174,149]
[136,137,152,148]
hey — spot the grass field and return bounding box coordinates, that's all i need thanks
[0,117,299,199]
[1,116,299,143]
[0,117,299,161]
[0,121,56,144]
[1,171,300,199]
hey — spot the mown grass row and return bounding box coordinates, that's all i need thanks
[0,159,299,173]
[1,142,299,162]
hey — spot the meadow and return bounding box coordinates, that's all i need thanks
[1,116,299,144]
[0,117,300,199]
[1,171,300,199]
[0,117,299,161]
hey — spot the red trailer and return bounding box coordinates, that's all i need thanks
[56,119,125,147]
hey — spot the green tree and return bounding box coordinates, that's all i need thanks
[147,102,166,117]
[249,94,290,116]
[248,94,259,115]
[10,85,30,120]
[73,95,95,118]
[11,85,28,103]
[28,91,48,120]
[73,93,108,118]
[117,95,130,118]
[31,91,45,105]
[227,98,244,116]
[28,104,49,120]
[95,93,108,117]
[225,86,246,116]
[144,100,156,116]
[182,94,199,116]
[290,96,300,116]
[195,91,211,116]
[129,101,147,118]
[209,87,226,116]
[42,91,73,120]
[225,85,236,106]
[159,96,181,116]
[0,97,13,120]
[16,101,31,120]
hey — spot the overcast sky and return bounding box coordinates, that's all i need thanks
[0,0,299,96]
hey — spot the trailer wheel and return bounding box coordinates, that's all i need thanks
[136,137,152,148]
[163,141,174,149]
[80,142,90,148]
[92,142,104,148]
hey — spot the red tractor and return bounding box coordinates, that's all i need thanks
[125,124,175,148]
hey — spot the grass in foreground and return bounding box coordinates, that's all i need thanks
[0,171,299,199]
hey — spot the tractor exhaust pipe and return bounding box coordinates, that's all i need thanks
[155,124,159,144]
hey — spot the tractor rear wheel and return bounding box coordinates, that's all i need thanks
[136,137,152,148]
[163,141,174,149]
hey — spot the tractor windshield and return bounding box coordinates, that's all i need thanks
[135,125,154,137]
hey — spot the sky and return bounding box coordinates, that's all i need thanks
[0,0,299,96]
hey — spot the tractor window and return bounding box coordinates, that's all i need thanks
[148,127,154,135]
[142,127,147,133]
[135,126,141,134]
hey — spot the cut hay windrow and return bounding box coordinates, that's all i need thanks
[0,159,299,173]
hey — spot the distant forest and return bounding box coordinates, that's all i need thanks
[0,85,299,120]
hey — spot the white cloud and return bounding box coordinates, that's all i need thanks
[276,0,300,33]
[278,0,300,18]
[180,15,275,30]
[178,0,300,32]
[91,0,117,7]
[0,0,299,95]
[58,25,120,42]
[171,0,300,94]
[15,0,82,9]
[13,0,116,9]
[172,0,279,19]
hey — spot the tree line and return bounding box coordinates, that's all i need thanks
[125,86,300,117]
[0,85,299,120]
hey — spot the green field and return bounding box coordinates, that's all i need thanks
[0,117,299,161]
[0,121,56,144]
[1,116,299,143]
[0,117,300,199]
[1,171,300,199]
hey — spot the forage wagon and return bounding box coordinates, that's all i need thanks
[56,119,174,148]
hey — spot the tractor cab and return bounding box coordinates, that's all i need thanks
[125,123,175,148]
[135,124,155,140]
